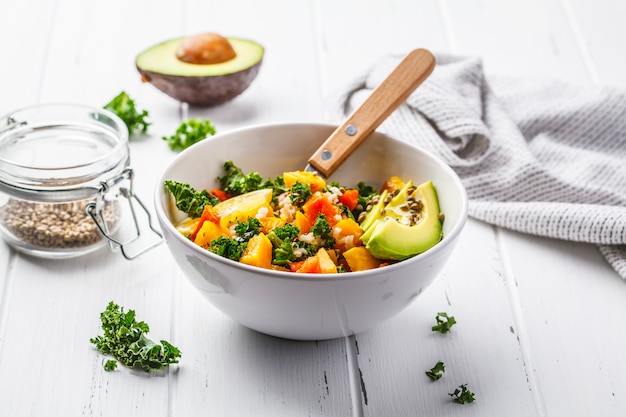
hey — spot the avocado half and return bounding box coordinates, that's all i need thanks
[360,180,443,261]
[136,36,264,107]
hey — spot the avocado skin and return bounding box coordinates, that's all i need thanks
[361,180,443,261]
[136,36,263,107]
[137,60,262,107]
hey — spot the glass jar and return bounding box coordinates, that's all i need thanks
[0,104,162,259]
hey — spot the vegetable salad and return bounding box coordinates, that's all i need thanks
[165,161,427,274]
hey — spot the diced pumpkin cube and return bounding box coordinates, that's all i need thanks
[380,176,405,194]
[338,189,359,211]
[240,233,273,269]
[333,218,364,252]
[295,255,320,273]
[343,246,384,272]
[191,204,221,241]
[316,248,338,273]
[194,220,228,248]
[294,211,312,234]
[303,192,341,225]
[260,215,286,234]
[283,170,326,193]
[295,248,337,274]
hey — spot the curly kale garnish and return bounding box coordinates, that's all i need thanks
[164,180,220,217]
[425,361,446,381]
[432,312,457,334]
[266,224,316,266]
[449,384,476,404]
[289,182,312,208]
[310,214,335,249]
[104,91,151,136]
[163,118,216,151]
[218,161,264,196]
[208,236,248,261]
[208,218,261,261]
[234,217,262,241]
[272,223,300,241]
[357,181,377,211]
[90,301,181,372]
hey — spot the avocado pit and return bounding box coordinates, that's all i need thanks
[175,33,236,65]
[136,33,264,106]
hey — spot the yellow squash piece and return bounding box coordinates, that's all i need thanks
[283,170,326,193]
[240,233,273,269]
[194,221,227,248]
[316,248,338,274]
[343,246,384,272]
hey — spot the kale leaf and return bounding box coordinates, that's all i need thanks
[104,91,151,136]
[163,118,216,151]
[218,161,264,196]
[425,361,445,381]
[310,214,335,248]
[90,301,181,372]
[449,384,476,404]
[432,312,457,334]
[208,236,248,261]
[289,182,312,208]
[234,217,262,241]
[164,180,220,218]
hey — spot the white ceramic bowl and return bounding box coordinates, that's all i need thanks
[155,123,468,340]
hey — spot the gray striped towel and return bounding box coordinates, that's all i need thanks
[330,53,626,279]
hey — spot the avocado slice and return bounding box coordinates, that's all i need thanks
[136,34,264,107]
[361,180,442,261]
[360,189,389,232]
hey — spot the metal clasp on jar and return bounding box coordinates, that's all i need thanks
[86,168,163,260]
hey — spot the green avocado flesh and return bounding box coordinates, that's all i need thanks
[135,37,264,77]
[361,180,443,261]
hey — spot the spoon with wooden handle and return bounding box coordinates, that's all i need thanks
[306,48,436,178]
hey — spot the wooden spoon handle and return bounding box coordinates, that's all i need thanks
[308,48,436,178]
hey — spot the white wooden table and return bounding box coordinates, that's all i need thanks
[1,1,625,416]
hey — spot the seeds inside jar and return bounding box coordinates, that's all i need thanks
[0,198,120,249]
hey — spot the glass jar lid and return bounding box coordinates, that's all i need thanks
[0,104,129,200]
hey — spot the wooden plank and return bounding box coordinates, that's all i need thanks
[501,231,626,416]
[495,1,626,415]
[441,0,626,415]
[168,1,354,415]
[312,0,539,415]
[314,0,626,415]
[311,0,449,101]
[353,220,539,416]
[0,1,55,114]
[0,0,183,415]
[567,0,626,85]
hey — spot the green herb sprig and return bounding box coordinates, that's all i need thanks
[425,361,445,381]
[90,301,181,372]
[104,91,151,135]
[164,180,220,218]
[431,312,457,334]
[163,118,216,151]
[449,384,476,404]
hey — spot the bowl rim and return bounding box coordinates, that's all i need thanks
[154,121,468,282]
